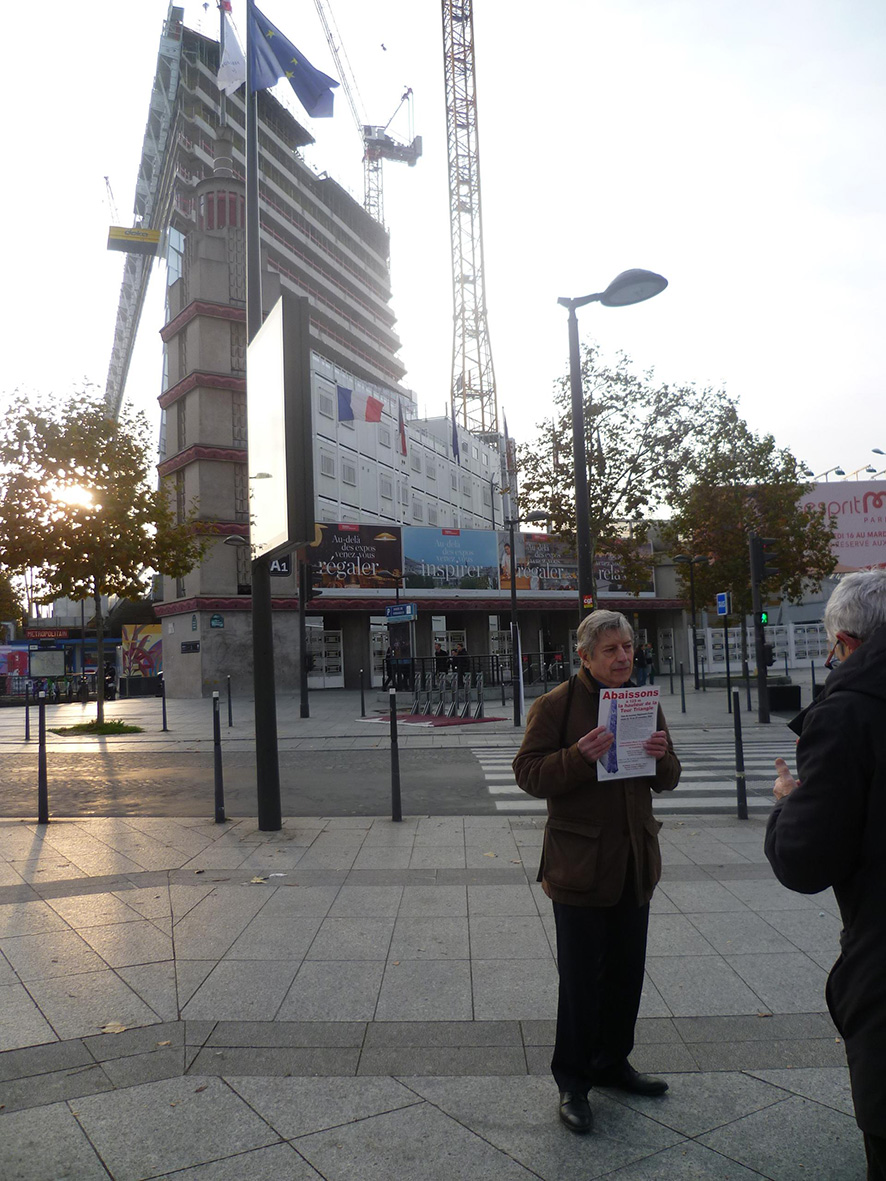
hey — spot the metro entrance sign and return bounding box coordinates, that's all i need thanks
[716,592,732,616]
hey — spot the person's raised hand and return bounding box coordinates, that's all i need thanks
[773,757,800,799]
[578,725,614,763]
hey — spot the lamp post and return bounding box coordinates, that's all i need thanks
[813,466,845,480]
[505,510,548,727]
[842,464,877,480]
[557,270,667,618]
[674,554,709,690]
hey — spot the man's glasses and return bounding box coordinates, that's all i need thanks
[825,633,858,670]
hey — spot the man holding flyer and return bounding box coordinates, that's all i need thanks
[513,610,680,1134]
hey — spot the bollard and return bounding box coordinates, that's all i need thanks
[784,653,789,677]
[811,660,817,695]
[389,686,402,822]
[679,662,686,714]
[701,656,707,692]
[733,691,749,820]
[360,667,366,718]
[37,693,49,824]
[743,659,752,713]
[668,659,674,695]
[212,692,226,823]
[25,683,31,742]
[227,675,233,728]
[161,674,168,732]
[501,673,507,708]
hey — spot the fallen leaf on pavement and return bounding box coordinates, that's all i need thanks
[156,1041,172,1047]
[195,1085,208,1092]
[194,869,205,874]
[100,1022,128,1034]
[483,852,497,858]
[248,876,268,884]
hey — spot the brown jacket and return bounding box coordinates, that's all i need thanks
[513,670,680,906]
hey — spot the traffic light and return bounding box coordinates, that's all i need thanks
[757,610,769,627]
[763,642,775,667]
[750,536,780,585]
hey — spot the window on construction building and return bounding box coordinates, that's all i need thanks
[426,458,436,479]
[411,452,421,472]
[428,504,438,525]
[412,499,424,521]
[450,471,458,491]
[317,391,335,419]
[342,459,357,486]
[379,425,391,447]
[380,475,393,500]
[320,452,336,478]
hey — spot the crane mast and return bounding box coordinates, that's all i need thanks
[442,0,498,438]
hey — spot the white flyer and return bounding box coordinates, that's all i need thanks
[595,686,661,781]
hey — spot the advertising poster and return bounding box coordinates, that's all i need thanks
[801,482,886,571]
[402,527,498,589]
[308,524,403,588]
[0,647,29,677]
[596,685,660,781]
[595,542,656,596]
[498,532,578,591]
[122,624,162,677]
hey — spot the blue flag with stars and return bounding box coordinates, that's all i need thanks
[249,3,338,118]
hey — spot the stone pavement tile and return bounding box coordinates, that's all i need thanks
[438,867,527,885]
[647,914,718,957]
[649,890,679,914]
[180,960,300,1021]
[0,949,16,987]
[467,884,538,916]
[673,1013,836,1043]
[471,957,558,1021]
[375,959,472,1021]
[724,951,829,1013]
[76,919,174,967]
[185,1021,217,1047]
[7,857,89,884]
[177,961,217,1009]
[0,928,108,981]
[686,910,797,955]
[172,888,271,960]
[745,1066,854,1117]
[345,869,437,886]
[807,948,838,971]
[408,845,467,869]
[351,845,413,869]
[188,1045,359,1076]
[414,818,465,846]
[24,968,163,1040]
[596,1140,767,1179]
[207,1021,364,1047]
[634,1017,683,1044]
[465,838,521,866]
[0,1059,113,1112]
[520,1019,556,1046]
[628,1043,699,1074]
[0,898,69,938]
[150,1141,324,1180]
[294,1099,538,1181]
[269,884,341,915]
[277,960,385,1021]
[294,842,362,872]
[44,890,147,927]
[0,1100,109,1181]
[358,1045,527,1075]
[179,848,254,871]
[71,1074,281,1181]
[307,916,394,960]
[365,1020,521,1048]
[83,1020,182,1063]
[638,974,673,1019]
[228,1074,421,1139]
[644,956,765,1017]
[470,915,552,959]
[757,906,843,954]
[0,1037,92,1082]
[0,982,59,1050]
[98,1046,185,1088]
[327,885,403,917]
[223,914,322,961]
[698,1094,867,1180]
[524,1045,554,1074]
[690,1039,848,1071]
[600,1070,787,1137]
[389,915,468,960]
[117,961,179,1021]
[169,882,222,923]
[235,848,311,874]
[720,878,821,911]
[658,845,696,867]
[657,881,751,913]
[403,1076,683,1181]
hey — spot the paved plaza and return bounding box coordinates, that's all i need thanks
[0,678,867,1179]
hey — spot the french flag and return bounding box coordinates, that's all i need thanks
[398,401,408,457]
[337,385,383,422]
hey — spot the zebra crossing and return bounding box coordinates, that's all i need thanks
[472,741,790,814]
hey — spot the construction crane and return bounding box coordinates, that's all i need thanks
[313,0,422,226]
[442,0,498,440]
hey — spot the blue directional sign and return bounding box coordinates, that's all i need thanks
[385,603,417,621]
[716,592,732,616]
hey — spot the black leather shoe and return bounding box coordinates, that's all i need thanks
[590,1063,668,1096]
[558,1090,593,1133]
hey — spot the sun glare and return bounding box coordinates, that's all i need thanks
[50,484,95,509]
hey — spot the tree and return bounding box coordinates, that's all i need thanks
[0,573,24,639]
[663,402,836,658]
[517,342,729,600]
[0,387,207,722]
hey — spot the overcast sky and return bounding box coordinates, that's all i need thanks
[3,0,885,482]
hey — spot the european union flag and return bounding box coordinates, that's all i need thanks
[249,4,338,118]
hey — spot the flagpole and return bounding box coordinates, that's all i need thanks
[218,2,227,128]
[245,0,281,831]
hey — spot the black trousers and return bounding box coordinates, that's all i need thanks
[866,1132,886,1180]
[551,884,650,1094]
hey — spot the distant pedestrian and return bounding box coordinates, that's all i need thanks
[452,643,468,679]
[644,643,656,684]
[765,569,886,1178]
[434,642,449,675]
[634,644,648,686]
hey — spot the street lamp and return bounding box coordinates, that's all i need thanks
[505,510,548,727]
[842,464,877,479]
[673,553,709,690]
[814,466,845,480]
[558,270,668,617]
